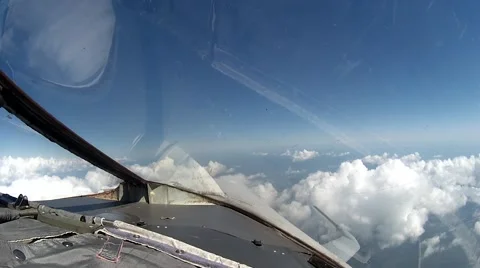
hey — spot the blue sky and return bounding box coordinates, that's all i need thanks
[1,0,480,160]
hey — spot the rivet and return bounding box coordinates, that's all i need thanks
[62,241,73,247]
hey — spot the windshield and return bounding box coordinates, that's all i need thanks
[1,0,480,267]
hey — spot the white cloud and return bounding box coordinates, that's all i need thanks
[1,0,115,87]
[322,151,351,157]
[433,154,443,158]
[0,156,117,200]
[257,153,480,249]
[361,153,389,165]
[0,155,229,201]
[282,149,319,162]
[252,152,269,156]
[0,156,91,184]
[203,161,235,177]
[286,167,305,175]
[250,182,278,205]
[337,152,351,157]
[247,173,267,180]
[361,152,421,165]
[281,150,350,161]
[5,152,480,255]
[421,233,447,258]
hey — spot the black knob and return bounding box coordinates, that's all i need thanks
[252,239,263,246]
[12,249,26,261]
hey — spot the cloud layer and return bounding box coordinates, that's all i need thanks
[0,155,227,200]
[3,152,480,256]
[281,149,350,162]
[254,153,480,250]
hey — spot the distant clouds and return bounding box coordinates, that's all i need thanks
[362,152,421,165]
[361,152,393,165]
[323,151,351,157]
[285,167,305,175]
[281,149,319,162]
[280,149,351,162]
[252,152,269,156]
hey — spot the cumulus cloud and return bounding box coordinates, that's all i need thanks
[0,156,118,200]
[282,149,319,162]
[203,161,235,177]
[5,152,480,257]
[250,182,278,205]
[0,154,228,200]
[0,156,91,184]
[253,153,480,250]
[421,233,447,258]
